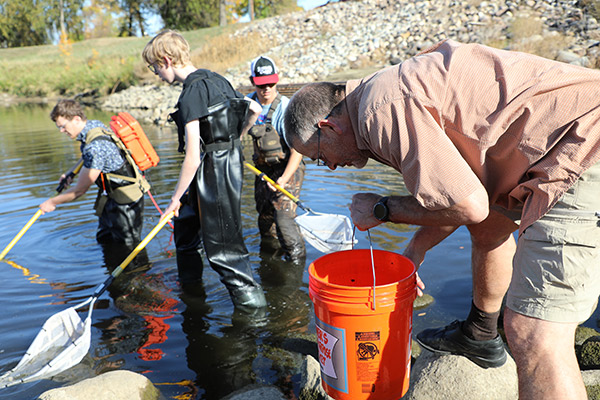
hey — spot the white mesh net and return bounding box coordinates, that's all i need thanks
[295,212,357,253]
[0,299,93,388]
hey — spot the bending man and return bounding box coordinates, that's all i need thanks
[284,40,600,399]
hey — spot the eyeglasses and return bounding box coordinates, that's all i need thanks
[256,83,276,89]
[148,62,159,74]
[56,119,70,131]
[315,113,331,167]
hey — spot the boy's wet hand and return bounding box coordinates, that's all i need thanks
[39,199,56,214]
[164,200,181,218]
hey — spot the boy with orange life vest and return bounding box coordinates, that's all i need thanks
[40,99,148,246]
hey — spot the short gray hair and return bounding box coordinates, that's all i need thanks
[284,82,346,148]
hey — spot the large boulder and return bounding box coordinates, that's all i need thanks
[299,355,334,400]
[37,370,159,400]
[405,350,518,400]
[221,384,287,400]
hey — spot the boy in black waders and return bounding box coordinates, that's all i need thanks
[142,30,267,310]
[41,99,148,248]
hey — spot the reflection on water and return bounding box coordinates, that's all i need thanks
[0,104,596,399]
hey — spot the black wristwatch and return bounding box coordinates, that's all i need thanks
[373,196,390,222]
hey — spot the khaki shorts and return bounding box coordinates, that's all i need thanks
[506,162,600,323]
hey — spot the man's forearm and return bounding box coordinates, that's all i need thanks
[386,192,488,226]
[403,225,459,268]
[350,188,489,231]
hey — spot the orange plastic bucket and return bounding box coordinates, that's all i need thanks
[309,249,416,400]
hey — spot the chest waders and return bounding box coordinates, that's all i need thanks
[176,98,267,310]
[86,127,149,246]
[249,94,306,263]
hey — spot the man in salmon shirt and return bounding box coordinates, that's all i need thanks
[283,40,600,399]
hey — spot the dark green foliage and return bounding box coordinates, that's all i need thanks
[118,0,151,36]
[155,0,219,30]
[0,0,84,47]
[0,0,49,47]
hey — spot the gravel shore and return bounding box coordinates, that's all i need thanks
[102,0,600,125]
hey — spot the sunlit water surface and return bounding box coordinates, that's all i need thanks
[0,104,598,399]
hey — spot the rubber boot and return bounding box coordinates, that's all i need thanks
[258,213,278,240]
[229,285,267,309]
[275,212,306,264]
[174,191,204,291]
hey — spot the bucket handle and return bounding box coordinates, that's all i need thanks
[367,229,376,311]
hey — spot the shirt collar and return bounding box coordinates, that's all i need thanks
[344,79,369,151]
[77,120,106,143]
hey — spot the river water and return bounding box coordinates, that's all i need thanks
[0,104,596,399]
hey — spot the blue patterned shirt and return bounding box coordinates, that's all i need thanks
[77,120,125,173]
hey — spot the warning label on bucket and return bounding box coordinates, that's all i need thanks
[315,317,348,394]
[317,325,339,378]
[355,330,381,382]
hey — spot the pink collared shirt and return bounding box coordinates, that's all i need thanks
[345,40,600,232]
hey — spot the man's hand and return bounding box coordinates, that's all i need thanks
[403,240,427,297]
[415,272,425,297]
[59,173,73,186]
[350,192,383,231]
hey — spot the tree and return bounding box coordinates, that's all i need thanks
[52,0,86,40]
[0,0,84,47]
[154,0,219,30]
[0,0,49,47]
[82,0,121,39]
[234,0,298,21]
[219,0,226,26]
[118,0,152,36]
[247,0,254,20]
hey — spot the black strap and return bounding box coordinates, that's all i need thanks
[252,92,281,124]
[203,137,241,153]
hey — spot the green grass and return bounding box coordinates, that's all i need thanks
[0,24,244,98]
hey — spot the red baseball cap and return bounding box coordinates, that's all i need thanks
[250,56,279,85]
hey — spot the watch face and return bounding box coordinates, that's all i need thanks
[374,201,388,221]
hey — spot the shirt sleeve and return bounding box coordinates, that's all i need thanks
[178,81,210,124]
[362,95,485,210]
[272,96,290,136]
[82,139,125,173]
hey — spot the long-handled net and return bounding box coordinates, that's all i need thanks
[245,163,356,253]
[0,212,174,388]
[0,209,43,261]
[0,298,94,388]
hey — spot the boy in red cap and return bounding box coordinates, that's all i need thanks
[248,56,306,263]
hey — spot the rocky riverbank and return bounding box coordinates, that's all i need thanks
[37,322,600,399]
[102,0,600,125]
